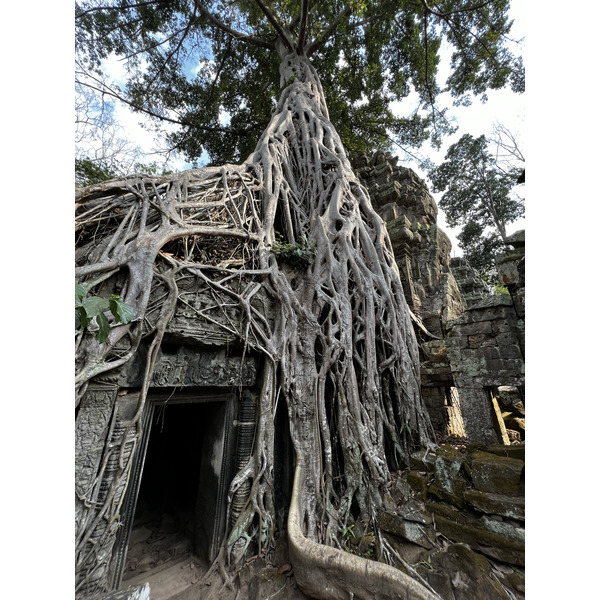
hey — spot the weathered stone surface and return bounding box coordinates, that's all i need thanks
[427,480,465,510]
[450,257,491,308]
[397,500,433,525]
[426,502,525,566]
[353,151,463,342]
[379,511,436,549]
[98,583,150,600]
[505,230,525,247]
[477,443,525,462]
[470,451,524,496]
[428,543,513,600]
[406,470,430,497]
[119,346,259,388]
[383,538,430,570]
[75,384,119,533]
[389,476,413,505]
[432,446,467,505]
[453,320,493,336]
[410,449,437,472]
[463,489,525,521]
[480,516,525,544]
[450,388,501,445]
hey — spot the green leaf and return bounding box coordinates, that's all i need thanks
[82,296,110,319]
[109,297,135,324]
[95,312,111,343]
[76,306,91,329]
[75,282,87,305]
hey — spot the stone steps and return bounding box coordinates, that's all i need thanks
[120,556,206,600]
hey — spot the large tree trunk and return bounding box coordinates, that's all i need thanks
[74,46,435,594]
[225,48,435,552]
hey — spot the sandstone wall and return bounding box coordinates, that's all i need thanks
[353,152,525,447]
[353,152,464,338]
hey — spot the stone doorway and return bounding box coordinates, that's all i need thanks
[113,390,237,594]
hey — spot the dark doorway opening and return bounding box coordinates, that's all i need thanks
[119,394,236,590]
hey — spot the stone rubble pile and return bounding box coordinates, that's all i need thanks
[379,443,525,600]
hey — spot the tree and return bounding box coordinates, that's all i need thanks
[75,79,178,183]
[76,0,523,165]
[75,1,523,596]
[427,131,524,273]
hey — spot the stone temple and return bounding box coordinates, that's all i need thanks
[75,152,525,600]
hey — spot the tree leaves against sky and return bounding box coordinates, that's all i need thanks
[75,0,523,166]
[427,132,524,272]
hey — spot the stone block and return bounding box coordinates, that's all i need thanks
[397,500,433,525]
[425,570,454,600]
[410,449,436,472]
[425,502,525,566]
[467,333,493,348]
[481,516,525,544]
[476,443,525,461]
[99,583,150,600]
[455,388,502,445]
[407,470,430,497]
[468,296,514,314]
[491,318,518,334]
[495,332,518,347]
[463,489,525,521]
[497,344,524,360]
[429,543,512,600]
[389,476,414,504]
[486,358,524,374]
[383,537,430,567]
[378,511,435,549]
[480,346,501,360]
[470,451,524,496]
[434,446,467,500]
[427,481,465,509]
[455,320,493,336]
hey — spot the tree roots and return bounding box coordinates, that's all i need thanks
[75,51,436,594]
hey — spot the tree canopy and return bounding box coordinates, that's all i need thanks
[76,0,523,166]
[427,130,524,273]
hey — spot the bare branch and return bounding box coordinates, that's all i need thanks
[420,0,497,18]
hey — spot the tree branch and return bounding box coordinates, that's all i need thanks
[76,72,250,136]
[297,0,310,51]
[420,0,509,74]
[420,0,497,18]
[192,0,276,50]
[253,0,295,52]
[306,5,353,57]
[75,0,167,19]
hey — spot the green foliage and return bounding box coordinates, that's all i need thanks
[342,522,376,559]
[427,132,524,273]
[76,0,523,164]
[76,283,135,343]
[270,233,316,270]
[133,162,173,177]
[75,158,173,187]
[75,157,118,186]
